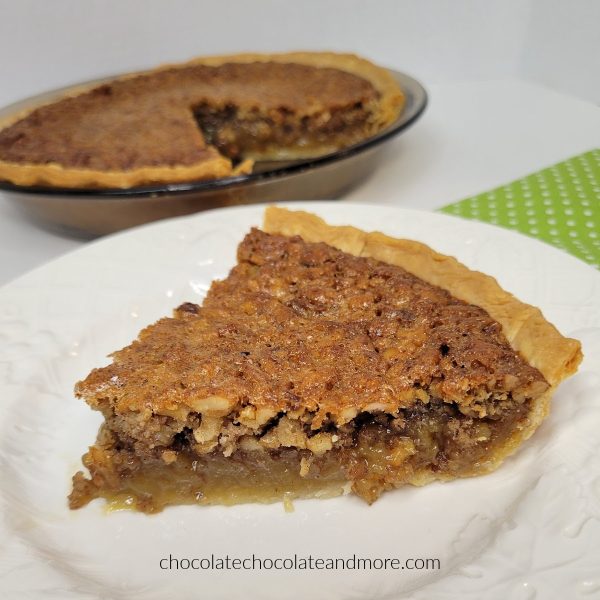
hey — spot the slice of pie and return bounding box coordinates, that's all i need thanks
[69,208,582,513]
[0,52,403,188]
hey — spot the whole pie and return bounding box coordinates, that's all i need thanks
[69,208,582,512]
[0,52,404,188]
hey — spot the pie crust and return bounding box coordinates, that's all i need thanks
[68,208,582,511]
[0,52,404,189]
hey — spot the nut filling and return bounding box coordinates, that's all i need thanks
[193,100,377,162]
[69,214,575,513]
[70,399,531,513]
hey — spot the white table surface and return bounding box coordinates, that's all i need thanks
[1,78,599,287]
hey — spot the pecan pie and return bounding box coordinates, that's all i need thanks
[69,208,582,512]
[0,53,403,188]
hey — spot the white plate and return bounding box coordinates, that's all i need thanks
[1,202,599,600]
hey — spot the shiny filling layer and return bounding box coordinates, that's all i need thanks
[193,101,376,161]
[69,399,529,513]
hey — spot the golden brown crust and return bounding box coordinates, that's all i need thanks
[0,155,236,188]
[263,206,582,458]
[0,52,403,189]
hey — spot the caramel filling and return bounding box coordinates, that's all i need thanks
[193,101,377,162]
[69,399,529,513]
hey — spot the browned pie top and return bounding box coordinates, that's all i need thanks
[77,229,549,424]
[0,62,379,171]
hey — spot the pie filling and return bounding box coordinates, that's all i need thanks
[193,100,378,162]
[69,217,561,513]
[69,398,530,513]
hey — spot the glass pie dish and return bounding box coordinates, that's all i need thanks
[0,70,426,237]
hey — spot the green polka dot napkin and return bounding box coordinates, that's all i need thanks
[439,149,600,269]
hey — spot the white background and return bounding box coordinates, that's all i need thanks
[0,0,599,284]
[1,0,598,106]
